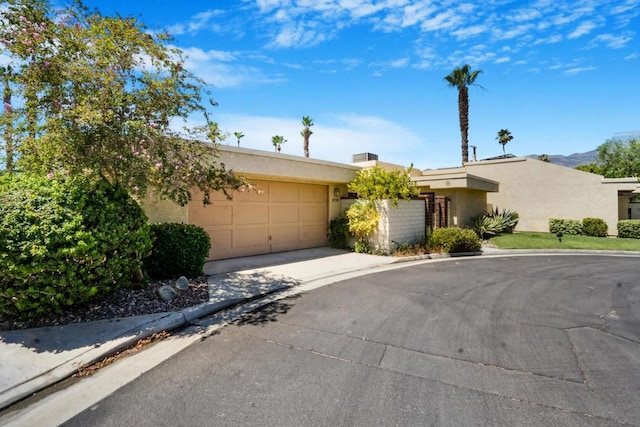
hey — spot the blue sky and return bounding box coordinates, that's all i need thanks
[82,1,638,168]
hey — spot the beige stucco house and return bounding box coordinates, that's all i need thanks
[415,157,640,236]
[144,146,640,261]
[144,145,359,260]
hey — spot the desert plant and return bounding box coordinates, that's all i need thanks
[143,223,211,279]
[327,214,350,249]
[0,174,152,319]
[549,219,583,235]
[468,207,518,239]
[617,220,640,239]
[346,200,380,253]
[430,227,481,253]
[582,218,608,237]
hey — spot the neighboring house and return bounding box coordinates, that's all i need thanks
[144,147,640,261]
[418,157,639,236]
[463,157,639,235]
[144,145,358,260]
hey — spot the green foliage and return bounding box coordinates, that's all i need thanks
[549,219,583,235]
[617,220,640,239]
[272,135,286,152]
[575,163,603,175]
[327,214,350,249]
[430,228,481,253]
[346,200,379,252]
[347,166,418,207]
[143,223,211,279]
[468,208,519,239]
[491,232,640,251]
[1,0,249,205]
[0,174,151,319]
[582,218,608,237]
[595,138,640,178]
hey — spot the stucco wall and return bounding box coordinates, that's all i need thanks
[429,189,487,228]
[465,158,621,235]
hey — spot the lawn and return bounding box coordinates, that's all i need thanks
[489,232,640,251]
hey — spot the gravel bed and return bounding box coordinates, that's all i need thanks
[0,277,210,332]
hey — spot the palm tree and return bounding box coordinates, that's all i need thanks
[234,131,244,147]
[300,116,314,157]
[445,64,483,164]
[272,135,286,152]
[496,129,513,156]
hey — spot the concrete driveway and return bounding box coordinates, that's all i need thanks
[63,254,640,426]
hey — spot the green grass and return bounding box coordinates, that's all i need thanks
[489,232,640,251]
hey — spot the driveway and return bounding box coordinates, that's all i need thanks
[64,254,640,426]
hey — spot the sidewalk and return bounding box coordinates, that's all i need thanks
[0,247,404,411]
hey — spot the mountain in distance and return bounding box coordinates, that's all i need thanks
[526,149,597,168]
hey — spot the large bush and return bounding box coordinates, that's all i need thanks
[143,223,211,279]
[0,174,151,319]
[617,220,640,239]
[582,218,608,237]
[431,228,481,253]
[549,219,583,235]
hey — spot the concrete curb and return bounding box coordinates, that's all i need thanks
[0,286,289,411]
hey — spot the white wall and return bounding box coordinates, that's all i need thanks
[372,199,426,253]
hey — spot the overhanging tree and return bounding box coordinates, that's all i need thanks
[0,0,248,205]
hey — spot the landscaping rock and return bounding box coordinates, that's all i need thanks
[175,276,190,291]
[158,285,177,302]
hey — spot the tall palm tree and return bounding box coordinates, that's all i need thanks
[300,116,314,157]
[445,64,483,164]
[272,135,286,152]
[234,131,244,147]
[496,128,513,156]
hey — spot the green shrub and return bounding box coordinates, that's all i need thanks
[327,214,350,249]
[468,208,519,239]
[549,219,583,235]
[144,223,211,279]
[617,220,640,239]
[582,218,608,237]
[0,174,152,319]
[346,200,379,252]
[431,227,481,253]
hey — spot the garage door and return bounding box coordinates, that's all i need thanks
[189,180,328,260]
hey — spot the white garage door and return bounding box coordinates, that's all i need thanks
[189,180,328,260]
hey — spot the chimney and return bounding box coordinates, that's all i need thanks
[352,153,378,163]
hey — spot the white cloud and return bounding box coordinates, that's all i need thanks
[494,56,511,64]
[216,112,426,166]
[564,66,596,75]
[567,20,598,39]
[421,10,463,32]
[588,33,633,49]
[510,8,542,22]
[533,34,563,44]
[452,25,487,40]
[624,53,639,60]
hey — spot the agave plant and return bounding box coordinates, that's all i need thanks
[468,207,519,239]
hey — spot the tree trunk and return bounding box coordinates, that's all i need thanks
[2,74,13,172]
[458,86,469,164]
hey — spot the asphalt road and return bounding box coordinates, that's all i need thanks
[64,255,640,426]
